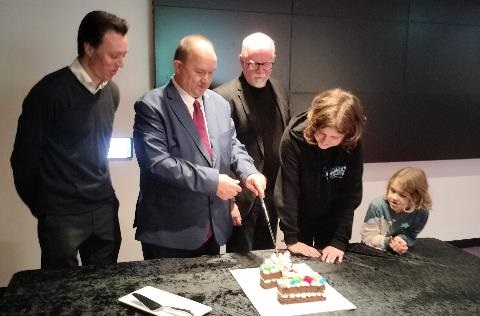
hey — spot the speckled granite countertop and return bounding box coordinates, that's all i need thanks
[1,239,479,315]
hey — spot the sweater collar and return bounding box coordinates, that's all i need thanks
[69,58,108,94]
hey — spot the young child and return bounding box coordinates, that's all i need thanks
[361,167,432,255]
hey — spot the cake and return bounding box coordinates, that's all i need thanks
[259,251,292,289]
[276,268,326,304]
[259,251,327,304]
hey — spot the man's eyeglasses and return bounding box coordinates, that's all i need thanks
[245,61,274,71]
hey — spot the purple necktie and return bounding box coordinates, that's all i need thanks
[193,100,212,159]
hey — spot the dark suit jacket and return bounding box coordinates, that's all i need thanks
[214,76,290,216]
[133,80,259,249]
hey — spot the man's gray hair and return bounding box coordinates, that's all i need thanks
[241,32,275,57]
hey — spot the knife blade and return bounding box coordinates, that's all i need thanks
[260,197,277,251]
[132,292,193,316]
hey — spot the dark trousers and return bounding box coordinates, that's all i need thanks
[141,236,220,259]
[226,196,278,253]
[37,199,121,270]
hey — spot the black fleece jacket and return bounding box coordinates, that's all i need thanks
[274,112,363,251]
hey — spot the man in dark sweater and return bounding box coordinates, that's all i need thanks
[215,32,290,252]
[10,11,129,269]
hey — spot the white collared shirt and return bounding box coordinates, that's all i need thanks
[69,58,108,94]
[172,77,211,144]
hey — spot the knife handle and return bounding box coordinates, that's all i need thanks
[132,292,162,310]
[132,292,194,316]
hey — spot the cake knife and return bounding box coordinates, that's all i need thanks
[260,197,277,251]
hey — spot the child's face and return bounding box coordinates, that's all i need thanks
[314,127,345,149]
[387,179,412,212]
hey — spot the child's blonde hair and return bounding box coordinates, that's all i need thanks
[385,167,432,210]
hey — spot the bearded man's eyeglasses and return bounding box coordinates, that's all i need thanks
[245,61,274,71]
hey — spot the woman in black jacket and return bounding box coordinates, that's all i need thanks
[275,88,365,263]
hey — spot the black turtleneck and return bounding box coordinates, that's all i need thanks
[245,78,283,193]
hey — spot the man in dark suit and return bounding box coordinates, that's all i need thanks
[133,34,266,258]
[214,32,290,252]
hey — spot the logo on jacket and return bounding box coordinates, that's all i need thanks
[322,165,346,180]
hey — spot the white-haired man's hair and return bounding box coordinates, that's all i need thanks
[241,32,275,57]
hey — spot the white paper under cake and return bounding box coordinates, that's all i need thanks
[231,263,356,316]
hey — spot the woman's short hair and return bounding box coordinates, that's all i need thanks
[304,88,365,151]
[385,167,433,210]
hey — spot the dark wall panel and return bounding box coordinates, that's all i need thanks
[293,0,408,19]
[156,0,292,14]
[154,4,291,88]
[289,93,315,116]
[291,16,407,93]
[154,0,480,162]
[406,23,480,94]
[357,93,480,162]
[411,0,480,25]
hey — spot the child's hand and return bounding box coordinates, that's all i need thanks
[287,242,321,258]
[389,236,408,255]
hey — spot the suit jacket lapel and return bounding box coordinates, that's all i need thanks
[236,79,265,157]
[166,82,213,165]
[270,79,290,128]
